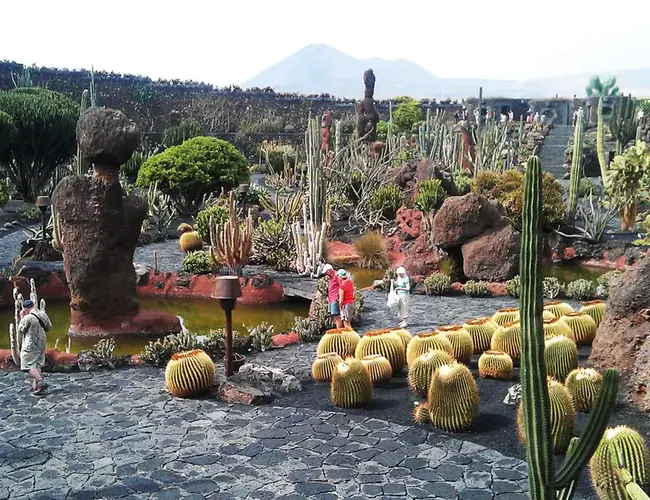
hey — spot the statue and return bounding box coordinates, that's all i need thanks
[51,107,181,338]
[320,111,333,153]
[356,69,379,142]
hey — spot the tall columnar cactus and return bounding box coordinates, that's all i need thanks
[610,95,638,155]
[567,109,584,224]
[519,155,619,499]
[292,201,327,278]
[8,279,46,366]
[209,191,254,275]
[596,98,609,189]
[75,89,89,176]
[305,116,327,230]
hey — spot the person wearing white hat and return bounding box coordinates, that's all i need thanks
[392,267,411,328]
[320,264,342,329]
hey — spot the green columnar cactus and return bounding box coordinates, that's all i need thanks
[518,155,619,499]
[610,95,638,155]
[596,98,609,189]
[567,109,584,224]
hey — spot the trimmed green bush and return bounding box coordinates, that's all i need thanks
[424,273,452,295]
[181,250,214,275]
[392,97,423,133]
[369,184,403,221]
[195,203,229,242]
[136,137,249,214]
[414,179,447,212]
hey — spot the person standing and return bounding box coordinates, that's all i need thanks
[337,269,355,329]
[17,300,52,395]
[321,264,342,329]
[393,267,411,328]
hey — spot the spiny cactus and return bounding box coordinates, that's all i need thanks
[165,349,215,398]
[390,328,412,350]
[492,307,520,326]
[355,330,406,375]
[427,362,479,432]
[561,312,597,346]
[565,368,603,413]
[590,426,650,500]
[596,97,609,188]
[580,300,606,327]
[412,402,431,424]
[406,331,454,367]
[317,328,360,358]
[408,349,454,397]
[491,321,522,364]
[330,358,373,408]
[543,301,575,319]
[567,108,584,224]
[478,350,514,380]
[437,325,474,365]
[463,317,498,354]
[543,318,576,343]
[312,352,343,382]
[544,335,578,383]
[178,223,203,253]
[209,191,254,275]
[360,354,393,384]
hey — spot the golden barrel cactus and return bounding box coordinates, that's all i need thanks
[544,335,578,382]
[437,325,473,365]
[165,349,215,398]
[390,328,412,350]
[412,402,430,424]
[477,350,513,380]
[311,352,343,382]
[317,328,360,358]
[565,367,603,413]
[360,354,393,384]
[408,349,454,397]
[462,317,498,354]
[580,299,606,327]
[543,317,575,342]
[427,362,479,432]
[330,358,373,408]
[492,307,520,326]
[561,312,597,345]
[178,223,204,253]
[590,426,650,500]
[406,331,454,367]
[355,330,406,375]
[517,378,575,454]
[490,321,522,364]
[543,300,575,319]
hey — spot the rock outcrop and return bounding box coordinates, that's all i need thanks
[462,224,520,282]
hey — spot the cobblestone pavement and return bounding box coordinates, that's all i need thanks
[0,365,533,500]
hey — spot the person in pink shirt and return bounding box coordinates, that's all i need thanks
[321,264,342,328]
[337,269,355,329]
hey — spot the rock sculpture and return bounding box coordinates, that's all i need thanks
[356,69,379,142]
[51,107,181,338]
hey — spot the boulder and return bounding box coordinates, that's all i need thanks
[590,256,650,411]
[237,363,302,393]
[432,193,503,248]
[461,224,520,281]
[218,380,273,405]
[271,332,300,347]
[402,233,445,277]
[76,107,139,167]
[395,206,422,241]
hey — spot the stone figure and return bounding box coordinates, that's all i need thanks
[320,111,333,153]
[51,107,181,338]
[355,69,379,142]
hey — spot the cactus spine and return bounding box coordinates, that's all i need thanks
[544,301,575,319]
[165,349,215,398]
[355,330,406,375]
[412,402,430,424]
[561,312,597,346]
[544,335,578,383]
[478,350,513,380]
[610,95,638,155]
[406,331,454,367]
[312,352,343,382]
[390,328,412,350]
[408,349,454,397]
[463,317,498,354]
[330,358,373,408]
[567,108,584,224]
[317,328,360,358]
[518,155,619,498]
[437,325,473,365]
[427,362,479,432]
[565,368,603,413]
[492,307,520,326]
[580,300,606,327]
[490,321,522,364]
[360,354,393,384]
[543,318,576,343]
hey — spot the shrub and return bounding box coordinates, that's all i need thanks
[505,275,521,297]
[0,181,9,208]
[566,279,597,300]
[181,250,214,275]
[266,150,296,173]
[424,273,452,295]
[122,150,151,185]
[136,137,249,214]
[453,171,473,195]
[249,322,274,352]
[241,183,269,206]
[354,232,389,269]
[140,331,199,366]
[0,110,17,160]
[392,97,423,133]
[472,171,502,197]
[414,179,447,213]
[543,277,564,299]
[376,120,389,141]
[464,280,490,297]
[203,328,250,356]
[597,270,621,296]
[162,119,204,148]
[369,184,403,221]
[0,88,78,201]
[253,218,295,271]
[194,203,229,242]
[294,316,323,342]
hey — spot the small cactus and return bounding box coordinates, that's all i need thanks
[330,358,373,408]
[360,354,393,384]
[462,317,498,354]
[543,317,576,343]
[317,328,360,358]
[561,312,597,345]
[427,362,479,432]
[580,299,606,327]
[312,352,343,382]
[437,325,474,365]
[355,330,406,375]
[408,349,454,397]
[412,402,430,424]
[492,307,520,326]
[478,350,513,380]
[178,223,203,253]
[165,349,215,398]
[544,335,578,382]
[543,300,575,319]
[406,331,454,367]
[565,367,603,413]
[490,321,522,364]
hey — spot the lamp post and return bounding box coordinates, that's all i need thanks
[238,183,249,216]
[213,275,242,376]
[35,196,51,240]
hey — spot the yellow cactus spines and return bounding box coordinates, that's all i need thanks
[492,307,520,326]
[412,402,430,424]
[406,331,454,367]
[355,329,406,375]
[178,228,203,253]
[165,349,215,398]
[517,378,575,454]
[564,367,603,413]
[330,358,373,408]
[543,300,575,319]
[590,426,650,500]
[580,299,606,327]
[389,328,412,350]
[427,362,479,432]
[408,349,454,397]
[360,354,393,384]
[544,335,578,382]
[437,325,474,365]
[543,317,576,343]
[477,350,513,380]
[490,321,522,364]
[561,312,597,345]
[316,328,360,358]
[462,317,498,354]
[311,352,343,382]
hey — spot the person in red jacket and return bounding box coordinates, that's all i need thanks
[337,269,355,329]
[321,264,342,328]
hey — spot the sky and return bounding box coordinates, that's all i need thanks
[2,0,649,86]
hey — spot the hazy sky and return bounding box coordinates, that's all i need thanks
[2,0,649,85]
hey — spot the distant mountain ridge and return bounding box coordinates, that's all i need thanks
[243,44,650,99]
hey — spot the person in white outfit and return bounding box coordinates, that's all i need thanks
[392,267,411,328]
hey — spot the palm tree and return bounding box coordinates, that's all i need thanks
[586,75,620,97]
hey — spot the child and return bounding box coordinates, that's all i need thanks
[18,300,52,395]
[337,269,355,329]
[393,267,411,328]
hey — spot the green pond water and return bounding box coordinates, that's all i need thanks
[0,298,309,356]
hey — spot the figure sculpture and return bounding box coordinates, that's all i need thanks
[51,107,181,338]
[320,111,333,153]
[356,69,380,142]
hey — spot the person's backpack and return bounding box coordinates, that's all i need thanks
[30,312,51,332]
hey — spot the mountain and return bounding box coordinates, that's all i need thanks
[243,44,650,99]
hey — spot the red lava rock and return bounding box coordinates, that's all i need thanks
[271,332,300,347]
[461,224,520,282]
[69,308,181,338]
[402,234,444,277]
[432,193,502,248]
[451,282,464,293]
[130,354,144,365]
[0,349,16,370]
[327,241,358,266]
[45,348,78,367]
[218,380,272,405]
[488,283,507,297]
[395,206,423,240]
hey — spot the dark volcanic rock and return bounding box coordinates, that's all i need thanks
[76,107,139,167]
[432,193,502,248]
[461,224,520,281]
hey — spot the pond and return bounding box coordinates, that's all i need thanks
[0,298,309,356]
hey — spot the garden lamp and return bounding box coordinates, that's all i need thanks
[213,275,242,376]
[35,196,51,240]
